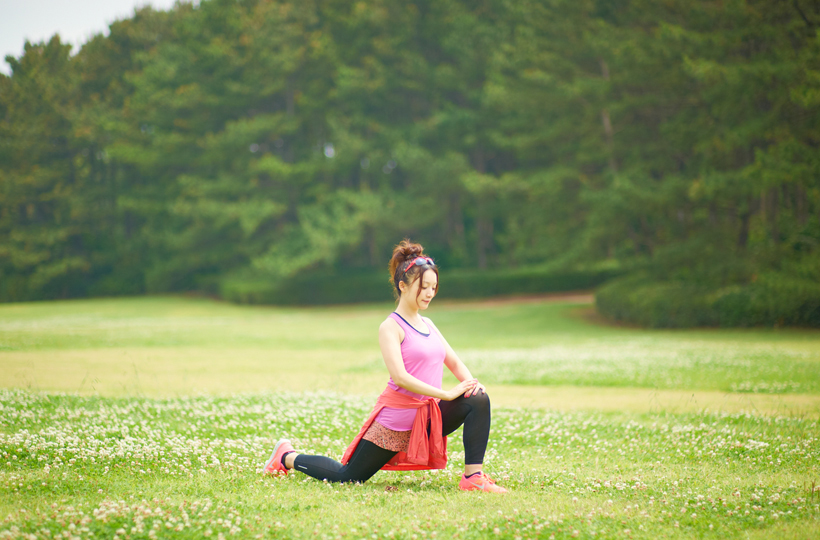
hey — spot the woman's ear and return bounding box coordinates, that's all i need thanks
[398,279,406,294]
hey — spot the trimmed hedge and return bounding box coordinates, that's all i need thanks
[219,267,620,306]
[219,270,392,306]
[595,272,820,328]
[433,267,620,300]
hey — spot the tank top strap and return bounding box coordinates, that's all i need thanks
[389,312,430,337]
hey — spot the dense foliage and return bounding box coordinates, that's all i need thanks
[597,272,820,328]
[1,0,818,324]
[219,266,618,305]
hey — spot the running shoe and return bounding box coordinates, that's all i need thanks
[263,439,295,476]
[458,471,508,493]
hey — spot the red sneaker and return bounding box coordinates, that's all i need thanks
[458,471,508,493]
[264,439,295,476]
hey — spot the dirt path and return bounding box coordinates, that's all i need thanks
[437,291,594,308]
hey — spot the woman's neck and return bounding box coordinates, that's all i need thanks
[395,301,420,322]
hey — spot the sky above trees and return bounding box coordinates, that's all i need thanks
[0,0,177,75]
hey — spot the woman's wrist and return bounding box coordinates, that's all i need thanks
[457,371,474,382]
[394,374,448,400]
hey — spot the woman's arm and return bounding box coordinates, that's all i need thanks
[379,318,476,401]
[427,318,486,397]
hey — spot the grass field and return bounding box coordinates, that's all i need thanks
[1,295,819,539]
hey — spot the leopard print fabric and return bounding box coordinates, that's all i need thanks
[362,421,411,453]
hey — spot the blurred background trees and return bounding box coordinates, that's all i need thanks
[1,0,819,325]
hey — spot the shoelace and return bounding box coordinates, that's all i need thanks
[468,472,496,485]
[483,474,497,485]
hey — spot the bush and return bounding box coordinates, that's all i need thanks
[436,267,619,299]
[596,272,820,328]
[219,270,392,305]
[220,266,620,306]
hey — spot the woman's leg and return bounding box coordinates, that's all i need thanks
[438,392,491,467]
[289,440,396,483]
[438,392,507,492]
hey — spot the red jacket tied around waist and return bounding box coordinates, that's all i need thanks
[342,387,448,470]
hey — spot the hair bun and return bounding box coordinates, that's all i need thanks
[398,244,424,262]
[389,239,426,284]
[387,238,439,301]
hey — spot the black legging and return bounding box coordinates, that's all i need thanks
[292,392,491,483]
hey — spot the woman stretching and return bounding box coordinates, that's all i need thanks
[263,239,507,493]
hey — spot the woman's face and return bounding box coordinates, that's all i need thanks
[401,269,438,310]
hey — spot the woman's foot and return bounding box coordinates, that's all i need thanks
[263,439,295,475]
[458,471,508,493]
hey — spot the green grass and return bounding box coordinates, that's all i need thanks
[1,296,819,397]
[1,295,819,539]
[1,391,818,539]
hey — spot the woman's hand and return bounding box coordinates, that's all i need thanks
[465,380,486,398]
[443,378,478,401]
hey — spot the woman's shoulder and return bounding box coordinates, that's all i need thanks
[421,316,441,333]
[380,313,403,332]
[379,314,405,344]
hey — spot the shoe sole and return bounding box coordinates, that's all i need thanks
[264,439,292,475]
[460,485,509,493]
[459,476,508,493]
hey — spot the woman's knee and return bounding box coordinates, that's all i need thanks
[466,390,491,412]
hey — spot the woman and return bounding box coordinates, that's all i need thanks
[263,240,507,493]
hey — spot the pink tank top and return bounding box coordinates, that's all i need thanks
[374,312,446,431]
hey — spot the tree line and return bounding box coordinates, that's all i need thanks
[1,0,818,315]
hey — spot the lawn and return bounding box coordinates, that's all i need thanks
[1,295,818,539]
